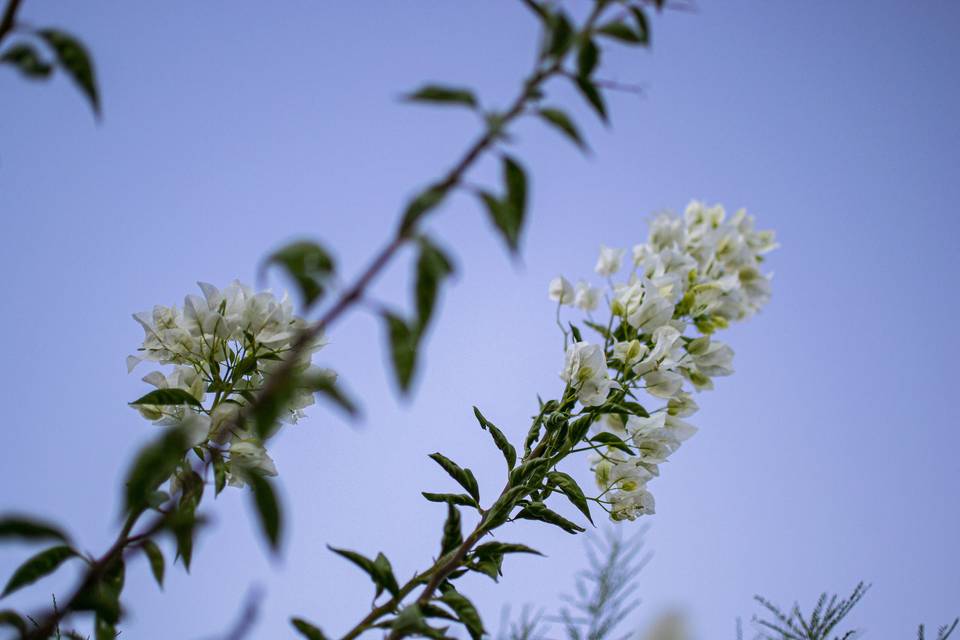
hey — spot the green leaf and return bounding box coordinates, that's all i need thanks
[508,457,550,488]
[428,453,480,502]
[0,515,70,544]
[328,546,397,598]
[577,38,599,78]
[514,502,585,534]
[414,236,455,336]
[169,477,202,571]
[546,471,593,525]
[574,76,608,123]
[590,432,634,455]
[503,155,527,244]
[213,455,228,496]
[596,20,644,44]
[373,552,400,597]
[264,240,336,307]
[302,369,358,417]
[95,617,117,640]
[129,388,202,408]
[479,155,528,253]
[35,30,99,116]
[568,323,583,343]
[630,7,651,46]
[141,540,165,589]
[545,12,574,58]
[421,492,478,509]
[405,84,478,109]
[2,545,77,597]
[439,590,485,640]
[248,473,282,552]
[384,312,419,392]
[0,43,53,78]
[124,428,189,512]
[473,406,516,470]
[75,557,125,624]
[440,503,463,556]
[474,541,543,557]
[291,618,327,640]
[480,485,528,531]
[400,184,448,234]
[0,609,26,633]
[537,108,587,151]
[391,604,434,637]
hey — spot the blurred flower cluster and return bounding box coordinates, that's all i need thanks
[550,201,777,521]
[128,281,329,487]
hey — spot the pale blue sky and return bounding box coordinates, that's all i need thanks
[1,1,958,638]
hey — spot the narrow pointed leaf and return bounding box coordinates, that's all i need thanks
[538,108,587,151]
[0,44,53,78]
[129,388,202,408]
[384,312,418,392]
[574,76,608,123]
[439,590,485,640]
[414,237,455,335]
[0,516,69,543]
[291,618,327,640]
[36,30,99,116]
[514,502,585,534]
[2,545,77,597]
[547,471,593,524]
[248,473,282,552]
[405,85,478,108]
[421,492,478,508]
[428,453,479,502]
[264,240,336,307]
[473,406,516,470]
[440,503,463,556]
[141,540,165,588]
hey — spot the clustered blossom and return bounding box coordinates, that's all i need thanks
[548,201,777,521]
[128,281,330,488]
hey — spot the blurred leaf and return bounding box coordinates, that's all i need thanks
[440,503,463,556]
[248,472,282,552]
[291,618,327,640]
[373,552,400,597]
[473,406,516,470]
[546,12,574,57]
[538,108,587,151]
[2,545,77,598]
[400,184,448,234]
[414,236,455,335]
[36,30,99,116]
[213,455,227,496]
[384,312,418,392]
[405,84,478,109]
[142,540,165,589]
[124,428,188,512]
[596,20,644,45]
[0,516,69,544]
[630,8,651,46]
[74,557,124,624]
[577,38,599,78]
[264,240,336,307]
[547,471,593,524]
[439,590,484,640]
[0,43,53,78]
[94,617,117,640]
[428,453,479,502]
[129,388,202,408]
[0,610,26,633]
[478,155,528,253]
[573,76,608,123]
[515,501,585,534]
[303,369,358,417]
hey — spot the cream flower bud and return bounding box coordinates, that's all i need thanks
[548,276,575,305]
[595,245,625,277]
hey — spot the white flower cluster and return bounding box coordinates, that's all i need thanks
[550,201,777,521]
[128,281,329,487]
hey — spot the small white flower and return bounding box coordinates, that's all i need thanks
[560,342,619,407]
[548,276,575,305]
[574,281,601,311]
[594,245,625,277]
